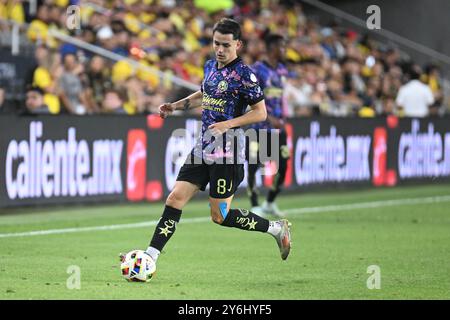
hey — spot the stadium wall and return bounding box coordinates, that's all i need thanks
[1,114,450,208]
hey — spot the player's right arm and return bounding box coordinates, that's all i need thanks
[158,90,203,118]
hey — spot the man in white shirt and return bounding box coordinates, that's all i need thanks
[396,68,434,117]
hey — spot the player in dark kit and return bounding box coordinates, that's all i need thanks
[130,19,292,267]
[247,34,291,217]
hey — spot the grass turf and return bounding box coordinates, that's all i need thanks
[0,184,449,299]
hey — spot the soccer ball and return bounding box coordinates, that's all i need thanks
[120,250,156,282]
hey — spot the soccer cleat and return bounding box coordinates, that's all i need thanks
[262,201,285,218]
[272,219,292,260]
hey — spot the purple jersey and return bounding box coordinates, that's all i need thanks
[192,57,264,163]
[250,61,288,130]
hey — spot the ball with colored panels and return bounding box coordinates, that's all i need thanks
[120,250,156,282]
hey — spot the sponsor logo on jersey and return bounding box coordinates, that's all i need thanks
[218,80,228,92]
[202,93,226,113]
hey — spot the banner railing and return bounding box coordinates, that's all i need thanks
[2,114,450,208]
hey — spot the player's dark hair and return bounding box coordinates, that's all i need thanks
[213,18,241,40]
[264,33,285,49]
[26,85,44,96]
[409,64,422,80]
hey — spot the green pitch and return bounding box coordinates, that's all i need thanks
[1,184,449,300]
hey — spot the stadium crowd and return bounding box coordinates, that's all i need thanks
[0,0,446,117]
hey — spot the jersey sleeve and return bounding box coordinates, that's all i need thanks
[250,62,267,91]
[240,66,265,106]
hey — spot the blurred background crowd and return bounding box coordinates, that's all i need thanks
[0,0,448,117]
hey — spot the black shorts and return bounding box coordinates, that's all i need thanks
[246,129,289,165]
[176,156,245,198]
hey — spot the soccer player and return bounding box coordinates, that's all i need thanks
[246,34,290,217]
[138,18,291,266]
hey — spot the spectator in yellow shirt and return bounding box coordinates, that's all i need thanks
[31,45,61,114]
[0,0,24,24]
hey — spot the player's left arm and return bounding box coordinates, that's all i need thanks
[208,100,267,136]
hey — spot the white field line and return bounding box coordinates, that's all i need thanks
[283,195,450,215]
[0,217,210,238]
[0,195,449,238]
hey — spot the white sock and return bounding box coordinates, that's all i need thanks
[146,247,160,262]
[267,221,281,236]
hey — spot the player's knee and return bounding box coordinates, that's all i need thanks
[166,191,184,208]
[210,208,224,225]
